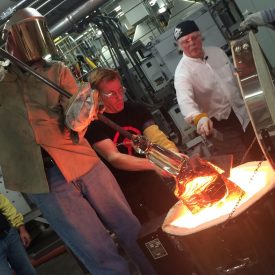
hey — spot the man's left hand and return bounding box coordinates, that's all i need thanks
[197,116,213,136]
[18,225,32,247]
[65,85,102,132]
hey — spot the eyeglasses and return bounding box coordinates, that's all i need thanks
[101,86,126,98]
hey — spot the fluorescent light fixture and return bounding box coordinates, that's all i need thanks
[158,6,167,13]
[75,34,84,41]
[244,91,263,100]
[117,11,124,17]
[54,36,61,43]
[114,5,121,12]
[43,54,52,61]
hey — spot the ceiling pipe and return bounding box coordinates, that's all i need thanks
[36,0,52,11]
[50,0,108,38]
[0,0,41,22]
[44,0,69,16]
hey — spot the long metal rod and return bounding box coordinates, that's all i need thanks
[0,48,72,98]
[98,114,133,140]
[0,48,132,139]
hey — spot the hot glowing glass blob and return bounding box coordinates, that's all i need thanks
[132,135,241,214]
[162,161,274,236]
[175,158,230,213]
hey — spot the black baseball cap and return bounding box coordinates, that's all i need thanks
[174,20,199,41]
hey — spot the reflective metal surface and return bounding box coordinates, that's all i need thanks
[4,7,58,62]
[231,31,275,169]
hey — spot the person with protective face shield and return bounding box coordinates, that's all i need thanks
[0,7,156,275]
[174,20,261,165]
[240,7,275,31]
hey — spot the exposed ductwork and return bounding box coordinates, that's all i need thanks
[50,0,108,38]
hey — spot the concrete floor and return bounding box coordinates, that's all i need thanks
[35,250,142,275]
[24,220,88,275]
[27,222,142,275]
[36,252,88,275]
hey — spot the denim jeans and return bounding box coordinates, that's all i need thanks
[29,161,155,275]
[0,228,36,275]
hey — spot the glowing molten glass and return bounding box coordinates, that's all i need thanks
[162,161,273,236]
[131,136,271,236]
[131,135,244,215]
[174,158,240,214]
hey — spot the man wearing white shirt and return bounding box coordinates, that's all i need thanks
[174,20,260,164]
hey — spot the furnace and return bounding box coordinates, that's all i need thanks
[139,161,275,274]
[138,31,275,275]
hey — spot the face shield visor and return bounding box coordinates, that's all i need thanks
[2,8,58,63]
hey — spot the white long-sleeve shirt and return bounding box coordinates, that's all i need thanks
[262,7,275,27]
[174,46,249,131]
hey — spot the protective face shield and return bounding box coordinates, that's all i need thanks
[2,7,58,63]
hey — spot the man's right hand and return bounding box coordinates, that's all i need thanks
[196,116,213,136]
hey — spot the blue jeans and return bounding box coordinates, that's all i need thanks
[0,228,36,275]
[29,161,155,275]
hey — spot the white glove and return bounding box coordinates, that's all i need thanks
[196,117,213,136]
[240,11,265,30]
[65,83,99,132]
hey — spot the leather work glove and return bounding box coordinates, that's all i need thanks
[240,11,265,31]
[65,83,100,132]
[196,116,213,137]
[143,124,179,153]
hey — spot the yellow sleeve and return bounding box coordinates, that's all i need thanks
[143,124,179,152]
[85,56,97,69]
[193,113,208,126]
[0,194,24,228]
